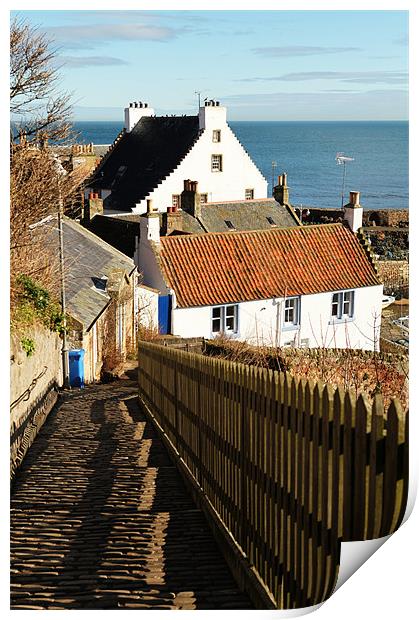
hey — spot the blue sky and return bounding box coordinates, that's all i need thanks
[11,9,409,121]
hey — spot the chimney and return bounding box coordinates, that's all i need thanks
[124,101,155,132]
[343,191,363,233]
[199,99,227,131]
[84,192,103,223]
[162,203,182,235]
[273,172,289,205]
[181,179,202,219]
[140,199,160,243]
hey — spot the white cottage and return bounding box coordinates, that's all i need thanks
[87,100,268,214]
[137,194,383,351]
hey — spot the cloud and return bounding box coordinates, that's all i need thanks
[45,22,178,50]
[220,89,408,120]
[237,71,408,85]
[252,45,361,57]
[61,56,128,68]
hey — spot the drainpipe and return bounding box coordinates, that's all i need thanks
[58,193,70,388]
[169,288,177,335]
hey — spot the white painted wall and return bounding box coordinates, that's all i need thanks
[171,285,383,351]
[137,285,159,331]
[130,105,267,213]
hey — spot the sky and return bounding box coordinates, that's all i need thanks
[10,7,409,121]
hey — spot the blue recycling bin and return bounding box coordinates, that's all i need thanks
[68,349,85,388]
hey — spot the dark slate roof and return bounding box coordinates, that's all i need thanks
[89,116,201,210]
[84,214,139,258]
[44,217,135,329]
[179,198,300,233]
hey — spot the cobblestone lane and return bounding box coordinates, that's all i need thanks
[11,373,253,610]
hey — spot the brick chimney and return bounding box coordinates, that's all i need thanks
[124,101,155,132]
[84,192,103,222]
[343,191,363,233]
[162,205,182,235]
[181,179,202,219]
[273,173,289,205]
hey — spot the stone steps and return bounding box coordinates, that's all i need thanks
[11,380,253,610]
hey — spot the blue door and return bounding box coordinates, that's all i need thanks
[158,295,172,334]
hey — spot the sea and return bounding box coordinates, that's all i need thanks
[73,120,408,211]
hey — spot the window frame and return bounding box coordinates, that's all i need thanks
[330,290,355,321]
[211,304,239,335]
[172,194,180,208]
[283,296,300,329]
[245,188,254,200]
[211,154,223,172]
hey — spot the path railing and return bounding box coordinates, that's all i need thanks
[138,340,409,609]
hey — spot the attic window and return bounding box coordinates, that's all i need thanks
[200,193,208,204]
[225,220,236,230]
[92,276,108,292]
[111,165,127,188]
[211,154,222,172]
[267,216,276,226]
[172,194,180,208]
[245,188,254,200]
[212,130,221,143]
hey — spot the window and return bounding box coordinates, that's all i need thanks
[283,297,300,327]
[172,194,180,208]
[225,220,235,230]
[211,304,239,334]
[212,130,221,143]
[245,188,254,200]
[200,193,208,204]
[331,290,354,320]
[267,216,276,226]
[111,165,127,188]
[211,154,223,172]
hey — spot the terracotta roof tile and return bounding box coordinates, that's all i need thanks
[158,224,381,308]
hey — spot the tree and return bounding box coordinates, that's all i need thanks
[10,17,73,144]
[10,18,83,311]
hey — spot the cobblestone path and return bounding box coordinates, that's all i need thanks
[10,374,253,610]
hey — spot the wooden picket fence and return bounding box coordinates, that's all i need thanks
[138,340,409,609]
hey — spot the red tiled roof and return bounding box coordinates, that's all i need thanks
[158,224,381,308]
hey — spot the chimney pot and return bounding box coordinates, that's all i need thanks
[278,175,283,186]
[145,103,148,108]
[350,191,360,205]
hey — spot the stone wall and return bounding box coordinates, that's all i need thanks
[376,260,409,296]
[10,326,63,479]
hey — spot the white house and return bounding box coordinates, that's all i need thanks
[87,100,268,214]
[136,193,383,350]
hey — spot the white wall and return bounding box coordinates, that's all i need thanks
[171,285,383,351]
[131,108,268,213]
[137,285,159,331]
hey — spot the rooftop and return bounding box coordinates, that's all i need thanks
[158,224,381,308]
[45,217,135,328]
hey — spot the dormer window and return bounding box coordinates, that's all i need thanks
[212,130,221,143]
[211,154,223,172]
[225,220,235,230]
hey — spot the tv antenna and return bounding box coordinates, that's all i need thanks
[271,160,277,195]
[336,152,354,208]
[194,91,208,110]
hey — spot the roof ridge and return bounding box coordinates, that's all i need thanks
[160,222,344,242]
